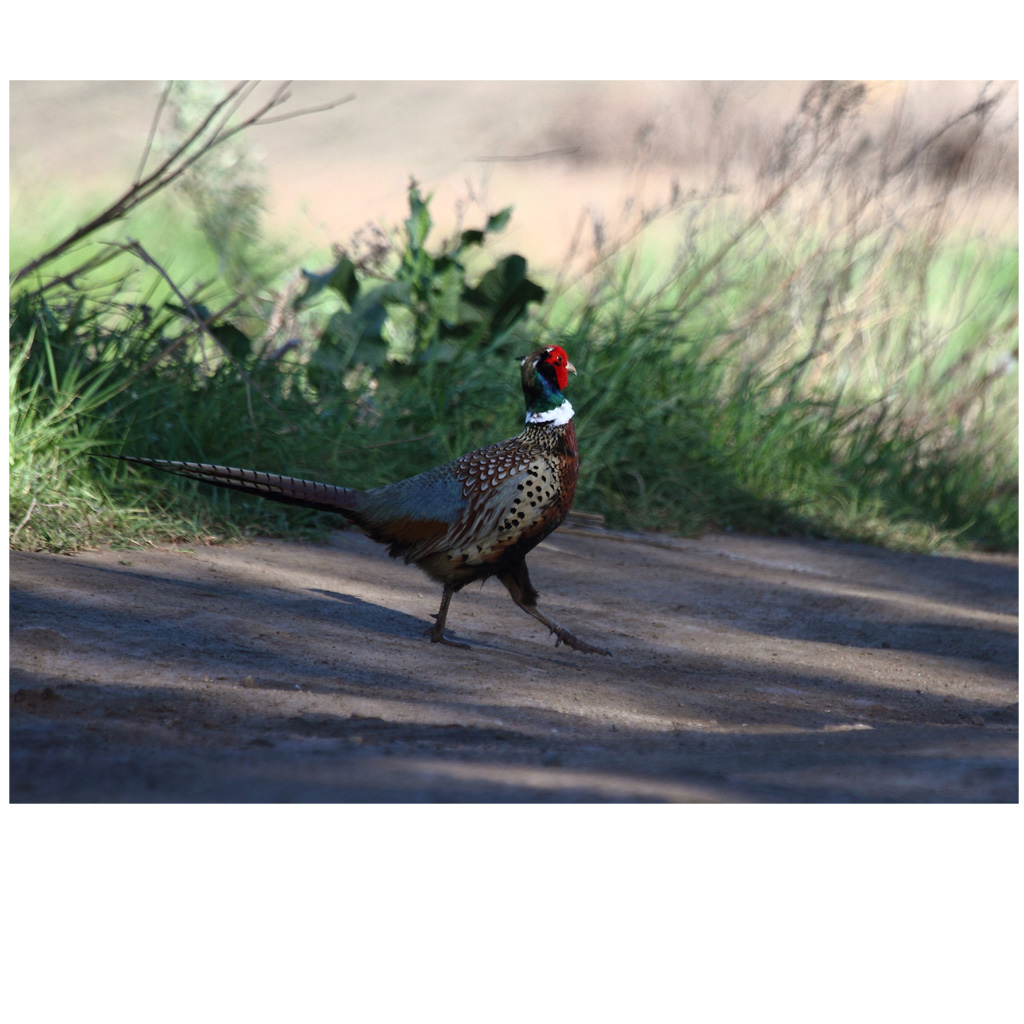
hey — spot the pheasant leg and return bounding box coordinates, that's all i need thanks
[518,603,612,656]
[498,561,611,656]
[427,584,471,649]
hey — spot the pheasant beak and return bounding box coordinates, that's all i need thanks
[566,360,577,375]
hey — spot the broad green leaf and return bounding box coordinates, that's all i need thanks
[207,322,253,362]
[434,263,465,326]
[367,281,414,307]
[461,254,546,337]
[485,207,513,233]
[349,334,390,368]
[294,256,359,310]
[166,303,253,361]
[466,254,545,310]
[404,184,433,250]
[315,281,411,375]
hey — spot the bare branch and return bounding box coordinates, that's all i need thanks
[10,498,38,545]
[473,147,580,163]
[30,247,127,296]
[886,85,1008,181]
[127,81,249,196]
[12,82,248,283]
[134,81,174,186]
[207,80,264,142]
[116,239,296,432]
[12,82,353,286]
[249,92,356,127]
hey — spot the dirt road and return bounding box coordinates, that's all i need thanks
[9,527,1017,802]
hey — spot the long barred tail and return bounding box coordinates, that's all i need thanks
[109,455,360,517]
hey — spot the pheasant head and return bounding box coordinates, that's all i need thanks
[520,345,576,425]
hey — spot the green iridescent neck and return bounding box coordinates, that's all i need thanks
[522,364,574,425]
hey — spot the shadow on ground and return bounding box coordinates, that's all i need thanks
[9,529,1018,802]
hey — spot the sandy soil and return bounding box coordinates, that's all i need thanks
[10,526,1017,802]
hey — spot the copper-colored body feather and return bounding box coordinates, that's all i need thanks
[113,346,609,654]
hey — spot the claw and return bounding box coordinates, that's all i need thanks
[425,623,471,649]
[549,626,611,656]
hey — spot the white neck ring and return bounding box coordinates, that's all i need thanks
[526,400,574,426]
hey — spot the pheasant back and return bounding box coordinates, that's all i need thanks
[351,419,579,587]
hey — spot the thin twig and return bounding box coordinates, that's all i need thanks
[12,82,248,283]
[131,292,248,379]
[134,81,173,187]
[253,93,356,127]
[11,498,38,544]
[886,87,1006,181]
[473,147,580,163]
[13,82,354,285]
[208,80,264,143]
[31,247,126,296]
[117,239,296,431]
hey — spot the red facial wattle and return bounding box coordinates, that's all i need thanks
[544,345,574,391]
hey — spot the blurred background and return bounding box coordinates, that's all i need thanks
[10,80,1019,270]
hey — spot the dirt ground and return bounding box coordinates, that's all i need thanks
[9,526,1017,802]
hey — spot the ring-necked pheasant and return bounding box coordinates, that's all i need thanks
[113,345,610,655]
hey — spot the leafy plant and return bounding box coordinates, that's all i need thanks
[294,184,545,396]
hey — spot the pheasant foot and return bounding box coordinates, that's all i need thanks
[426,624,471,649]
[520,600,611,655]
[544,621,612,656]
[497,560,611,656]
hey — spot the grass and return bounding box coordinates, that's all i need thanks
[9,82,1018,555]
[8,296,206,551]
[564,267,1016,551]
